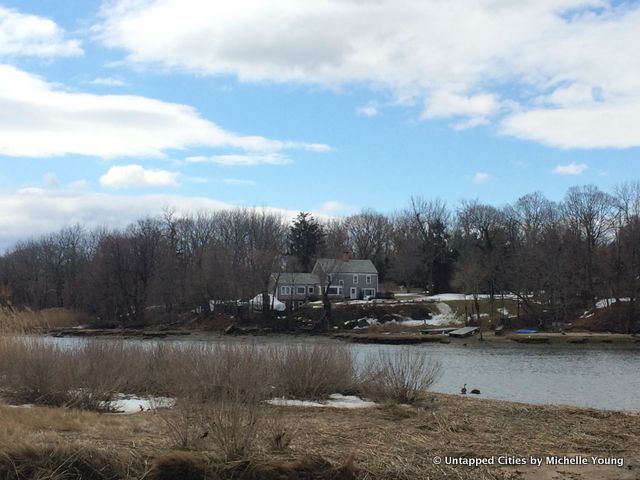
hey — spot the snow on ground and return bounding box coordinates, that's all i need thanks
[397,302,460,327]
[108,395,175,414]
[266,393,376,409]
[426,293,517,302]
[436,302,452,315]
[595,298,630,309]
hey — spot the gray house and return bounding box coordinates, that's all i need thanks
[311,257,378,300]
[269,256,379,308]
[269,272,320,309]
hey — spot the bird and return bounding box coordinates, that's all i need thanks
[199,431,209,439]
[138,404,145,412]
[461,384,467,395]
[470,389,481,395]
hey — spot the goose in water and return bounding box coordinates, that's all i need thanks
[461,384,467,394]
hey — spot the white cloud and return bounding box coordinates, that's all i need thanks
[0,64,329,158]
[552,162,588,175]
[423,90,499,125]
[185,153,291,166]
[100,164,181,188]
[500,100,640,149]
[0,6,82,57]
[472,172,491,184]
[317,200,352,215]
[97,0,640,148]
[357,103,378,117]
[90,77,126,87]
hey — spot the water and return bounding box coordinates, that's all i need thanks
[40,334,640,412]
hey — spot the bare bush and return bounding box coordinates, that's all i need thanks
[154,398,203,450]
[270,344,355,399]
[263,410,297,452]
[360,349,442,404]
[0,338,133,410]
[201,396,262,460]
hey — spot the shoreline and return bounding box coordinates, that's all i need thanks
[46,326,640,346]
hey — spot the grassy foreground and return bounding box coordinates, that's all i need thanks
[1,394,638,480]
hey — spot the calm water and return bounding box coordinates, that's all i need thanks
[41,335,640,412]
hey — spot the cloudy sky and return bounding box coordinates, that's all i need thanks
[1,0,639,247]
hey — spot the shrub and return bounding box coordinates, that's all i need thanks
[270,344,355,399]
[263,411,296,452]
[375,291,395,300]
[360,349,441,404]
[201,396,262,461]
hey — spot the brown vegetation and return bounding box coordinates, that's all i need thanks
[0,338,359,410]
[0,306,84,333]
[360,349,442,404]
[0,392,638,480]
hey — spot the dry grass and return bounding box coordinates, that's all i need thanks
[269,344,356,399]
[0,338,141,410]
[0,339,356,411]
[2,394,638,479]
[0,306,84,333]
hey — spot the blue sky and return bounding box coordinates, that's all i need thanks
[0,0,639,247]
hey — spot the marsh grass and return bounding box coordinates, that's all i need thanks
[360,349,442,404]
[0,338,358,412]
[0,306,84,333]
[269,344,356,399]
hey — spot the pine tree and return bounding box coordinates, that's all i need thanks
[287,212,325,272]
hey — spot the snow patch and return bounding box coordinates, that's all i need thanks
[108,395,175,414]
[266,393,376,409]
[595,298,630,309]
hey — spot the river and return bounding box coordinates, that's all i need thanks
[42,334,640,412]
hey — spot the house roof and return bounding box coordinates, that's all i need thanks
[313,258,378,274]
[271,272,320,285]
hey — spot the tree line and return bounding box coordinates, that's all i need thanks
[1,183,639,328]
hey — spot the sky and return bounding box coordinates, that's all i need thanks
[0,0,639,248]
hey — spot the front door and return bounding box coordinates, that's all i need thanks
[350,287,358,299]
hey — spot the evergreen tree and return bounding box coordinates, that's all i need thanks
[287,212,325,272]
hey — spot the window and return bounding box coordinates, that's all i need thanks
[363,288,375,298]
[366,275,372,284]
[280,286,291,295]
[338,279,344,285]
[327,286,343,295]
[308,286,314,294]
[353,274,358,284]
[296,286,306,294]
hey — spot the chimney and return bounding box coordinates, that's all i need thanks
[341,251,350,262]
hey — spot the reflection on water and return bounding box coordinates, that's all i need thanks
[40,334,640,411]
